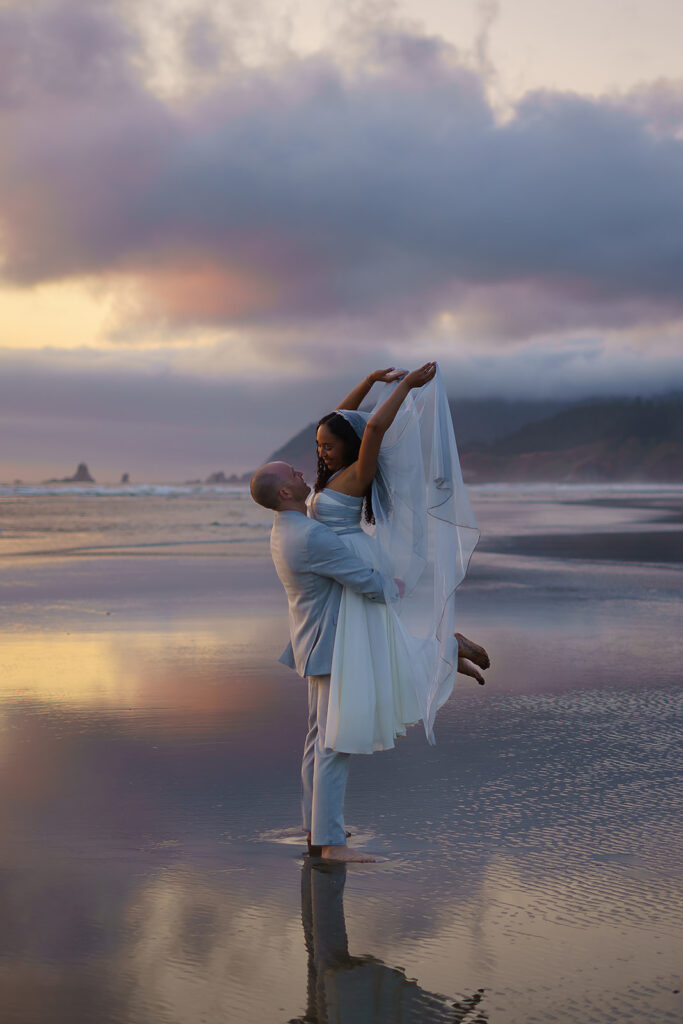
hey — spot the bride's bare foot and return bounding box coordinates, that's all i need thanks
[458,656,485,685]
[455,633,490,670]
[321,845,376,863]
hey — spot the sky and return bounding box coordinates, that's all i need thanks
[1,0,683,481]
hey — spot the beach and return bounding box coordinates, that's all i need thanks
[0,484,681,1023]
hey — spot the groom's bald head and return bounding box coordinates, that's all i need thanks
[250,461,309,510]
[250,462,288,510]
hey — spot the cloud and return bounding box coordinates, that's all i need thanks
[474,0,500,83]
[610,78,683,137]
[181,10,226,74]
[1,0,683,353]
[0,344,353,478]
[2,329,682,482]
[436,336,683,402]
[0,0,141,104]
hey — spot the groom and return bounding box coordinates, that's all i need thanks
[250,460,398,863]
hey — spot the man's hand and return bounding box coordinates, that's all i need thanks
[393,577,405,598]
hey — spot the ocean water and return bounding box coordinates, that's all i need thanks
[0,484,681,1023]
[2,480,682,559]
[0,485,272,559]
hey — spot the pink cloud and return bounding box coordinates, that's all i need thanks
[1,1,683,345]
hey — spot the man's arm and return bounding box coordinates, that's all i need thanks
[306,525,397,603]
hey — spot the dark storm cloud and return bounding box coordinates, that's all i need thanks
[1,0,683,338]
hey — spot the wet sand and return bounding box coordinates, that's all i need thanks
[0,488,681,1023]
[479,529,683,563]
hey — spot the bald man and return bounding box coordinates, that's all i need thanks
[250,461,398,863]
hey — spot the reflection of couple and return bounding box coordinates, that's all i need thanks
[250,363,487,862]
[291,860,487,1024]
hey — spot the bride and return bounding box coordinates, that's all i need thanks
[309,362,484,754]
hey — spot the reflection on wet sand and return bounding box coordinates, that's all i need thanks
[296,860,486,1024]
[0,618,288,713]
[1,488,681,1023]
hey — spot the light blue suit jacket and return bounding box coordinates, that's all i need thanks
[271,510,394,678]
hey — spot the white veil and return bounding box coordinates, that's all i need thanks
[338,365,479,742]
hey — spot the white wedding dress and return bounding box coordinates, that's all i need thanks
[308,366,480,754]
[309,487,426,752]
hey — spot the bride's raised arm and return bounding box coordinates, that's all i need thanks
[354,362,436,490]
[335,367,405,411]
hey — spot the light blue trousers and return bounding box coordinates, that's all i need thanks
[301,675,351,847]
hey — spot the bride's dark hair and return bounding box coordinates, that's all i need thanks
[314,412,374,524]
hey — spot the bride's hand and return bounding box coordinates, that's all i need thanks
[369,367,407,384]
[402,361,436,389]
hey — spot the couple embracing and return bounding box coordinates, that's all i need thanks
[250,362,487,862]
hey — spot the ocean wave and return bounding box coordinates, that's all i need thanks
[0,484,252,498]
[4,481,681,499]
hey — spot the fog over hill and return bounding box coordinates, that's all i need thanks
[264,398,571,480]
[263,395,683,484]
[461,394,683,483]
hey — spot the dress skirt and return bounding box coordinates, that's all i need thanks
[326,530,435,754]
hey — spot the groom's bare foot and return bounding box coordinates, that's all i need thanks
[307,830,352,857]
[455,633,490,670]
[458,656,486,685]
[321,845,376,863]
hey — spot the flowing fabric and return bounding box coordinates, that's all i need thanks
[313,365,479,750]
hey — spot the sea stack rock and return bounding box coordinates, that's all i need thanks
[121,472,130,484]
[70,462,95,482]
[205,471,229,484]
[43,462,96,484]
